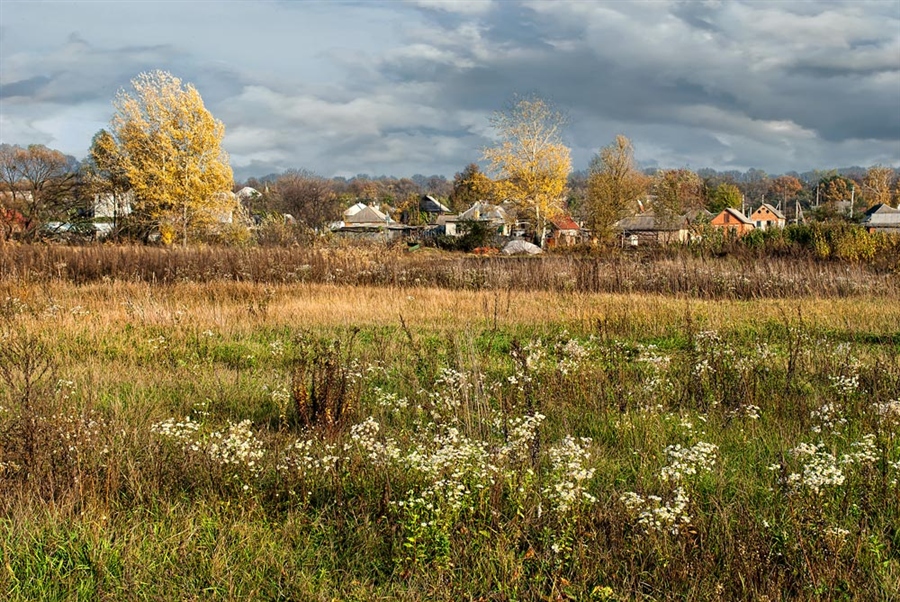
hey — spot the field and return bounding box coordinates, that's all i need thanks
[1,246,899,600]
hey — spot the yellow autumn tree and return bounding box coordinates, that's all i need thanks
[483,95,571,245]
[586,135,649,239]
[108,70,235,244]
[862,165,896,208]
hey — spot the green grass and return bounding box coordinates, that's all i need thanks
[1,281,899,600]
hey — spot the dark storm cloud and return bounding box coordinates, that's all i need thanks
[1,0,897,178]
[0,76,51,99]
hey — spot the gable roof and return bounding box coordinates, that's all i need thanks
[615,213,687,232]
[864,203,900,216]
[236,187,261,201]
[715,208,753,226]
[344,205,393,224]
[419,195,450,213]
[862,203,900,226]
[343,202,368,217]
[458,201,508,222]
[751,203,786,220]
[550,215,580,231]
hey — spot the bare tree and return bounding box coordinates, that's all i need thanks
[0,144,76,239]
[273,170,340,230]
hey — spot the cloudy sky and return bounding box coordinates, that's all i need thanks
[2,0,899,181]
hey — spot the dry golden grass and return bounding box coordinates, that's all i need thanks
[5,280,898,337]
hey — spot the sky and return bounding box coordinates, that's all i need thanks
[1,0,899,182]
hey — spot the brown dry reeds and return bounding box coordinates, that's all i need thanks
[1,243,898,300]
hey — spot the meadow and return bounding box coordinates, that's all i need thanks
[0,245,898,600]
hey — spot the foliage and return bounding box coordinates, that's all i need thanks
[651,168,705,222]
[449,163,496,212]
[106,70,238,244]
[706,182,742,214]
[771,175,803,206]
[0,144,77,239]
[432,219,497,252]
[272,169,340,230]
[483,95,571,245]
[862,166,896,208]
[585,135,649,239]
[817,174,855,210]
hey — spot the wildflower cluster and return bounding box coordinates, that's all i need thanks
[497,412,545,465]
[621,438,715,537]
[51,411,110,465]
[691,331,734,377]
[373,386,409,411]
[787,443,845,494]
[350,416,401,465]
[277,436,347,487]
[427,368,472,421]
[874,399,900,427]
[267,384,291,421]
[152,416,265,488]
[842,434,878,465]
[150,416,202,444]
[544,436,596,513]
[556,337,591,376]
[810,401,847,435]
[828,374,859,397]
[636,344,671,397]
[206,420,266,480]
[269,339,285,358]
[620,487,691,535]
[660,441,718,483]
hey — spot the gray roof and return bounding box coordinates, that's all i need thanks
[457,201,508,222]
[420,195,451,213]
[722,208,754,225]
[616,213,687,232]
[862,203,900,226]
[344,205,393,225]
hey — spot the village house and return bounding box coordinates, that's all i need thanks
[419,195,450,219]
[546,214,583,247]
[615,213,692,246]
[332,202,413,241]
[749,203,786,230]
[861,203,900,235]
[441,201,511,237]
[710,208,755,236]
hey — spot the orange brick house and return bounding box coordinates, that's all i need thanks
[710,208,755,236]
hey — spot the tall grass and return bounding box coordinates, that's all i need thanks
[2,242,898,299]
[1,277,898,600]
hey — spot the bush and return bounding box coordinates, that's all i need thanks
[431,220,498,252]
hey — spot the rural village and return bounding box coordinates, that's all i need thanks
[2,2,900,598]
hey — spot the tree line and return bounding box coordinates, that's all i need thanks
[1,71,897,244]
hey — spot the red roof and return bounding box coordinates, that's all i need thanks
[551,215,580,231]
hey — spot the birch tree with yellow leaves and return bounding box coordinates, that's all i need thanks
[106,70,236,244]
[483,95,571,246]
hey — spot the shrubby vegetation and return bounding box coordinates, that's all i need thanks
[0,277,898,600]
